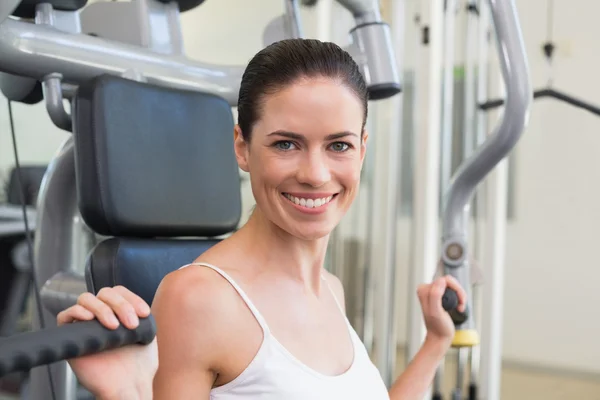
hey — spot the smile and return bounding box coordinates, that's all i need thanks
[282,193,337,209]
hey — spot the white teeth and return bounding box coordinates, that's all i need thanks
[284,193,335,209]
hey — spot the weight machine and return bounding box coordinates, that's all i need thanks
[479,0,600,118]
[0,1,400,399]
[409,0,531,399]
[0,1,531,400]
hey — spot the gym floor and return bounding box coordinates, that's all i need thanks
[394,347,600,399]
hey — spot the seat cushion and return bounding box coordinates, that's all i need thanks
[85,237,219,306]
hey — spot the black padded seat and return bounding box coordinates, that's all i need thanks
[85,238,220,306]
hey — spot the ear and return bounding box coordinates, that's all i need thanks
[359,129,369,165]
[234,124,250,172]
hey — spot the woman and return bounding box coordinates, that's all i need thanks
[57,38,466,400]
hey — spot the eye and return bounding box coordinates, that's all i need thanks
[329,142,350,152]
[274,141,297,151]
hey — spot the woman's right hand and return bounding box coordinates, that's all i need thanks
[57,286,158,400]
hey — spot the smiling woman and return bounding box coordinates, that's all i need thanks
[235,57,368,240]
[58,38,466,400]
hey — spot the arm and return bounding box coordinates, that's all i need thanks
[57,268,236,400]
[325,271,465,400]
[388,336,447,400]
[389,276,465,400]
[151,267,232,399]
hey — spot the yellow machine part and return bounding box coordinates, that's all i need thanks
[452,329,480,348]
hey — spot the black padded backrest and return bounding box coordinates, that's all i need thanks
[13,0,88,18]
[73,74,241,238]
[85,238,219,306]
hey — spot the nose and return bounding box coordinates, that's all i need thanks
[296,151,331,187]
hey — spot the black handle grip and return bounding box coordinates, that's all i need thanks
[441,287,458,311]
[441,288,469,325]
[0,316,156,377]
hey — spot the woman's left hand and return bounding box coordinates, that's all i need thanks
[417,275,467,346]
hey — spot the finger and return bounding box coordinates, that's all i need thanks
[416,283,430,310]
[57,305,94,326]
[97,287,140,329]
[113,286,151,317]
[428,277,447,314]
[443,275,468,312]
[77,292,120,329]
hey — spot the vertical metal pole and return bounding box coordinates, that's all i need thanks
[371,97,401,387]
[464,0,479,162]
[464,1,481,398]
[452,348,469,400]
[479,30,509,400]
[479,148,508,400]
[406,0,444,385]
[362,112,377,353]
[28,138,79,400]
[373,0,406,387]
[315,0,333,42]
[440,0,457,202]
[285,0,304,38]
[476,1,512,399]
[435,0,457,396]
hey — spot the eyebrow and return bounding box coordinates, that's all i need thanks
[267,130,359,140]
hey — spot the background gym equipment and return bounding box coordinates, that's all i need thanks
[478,0,600,117]
[0,165,46,338]
[423,0,532,398]
[0,0,401,399]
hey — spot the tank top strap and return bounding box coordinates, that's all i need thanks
[179,262,271,334]
[320,274,346,317]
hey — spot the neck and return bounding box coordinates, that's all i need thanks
[235,207,330,293]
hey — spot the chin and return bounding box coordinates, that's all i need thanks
[290,225,332,241]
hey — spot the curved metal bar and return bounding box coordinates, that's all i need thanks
[29,138,80,400]
[0,18,244,106]
[0,0,20,24]
[42,73,73,132]
[441,0,531,326]
[443,0,531,246]
[335,0,381,24]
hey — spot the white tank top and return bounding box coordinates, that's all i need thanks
[179,263,390,400]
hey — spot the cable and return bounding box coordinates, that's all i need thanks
[546,0,555,43]
[7,100,58,400]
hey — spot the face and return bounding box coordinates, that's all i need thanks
[234,77,368,241]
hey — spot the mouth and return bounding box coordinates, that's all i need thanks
[281,192,339,210]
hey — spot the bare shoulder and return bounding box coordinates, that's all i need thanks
[322,270,346,314]
[153,264,236,325]
[150,265,242,393]
[152,265,238,352]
